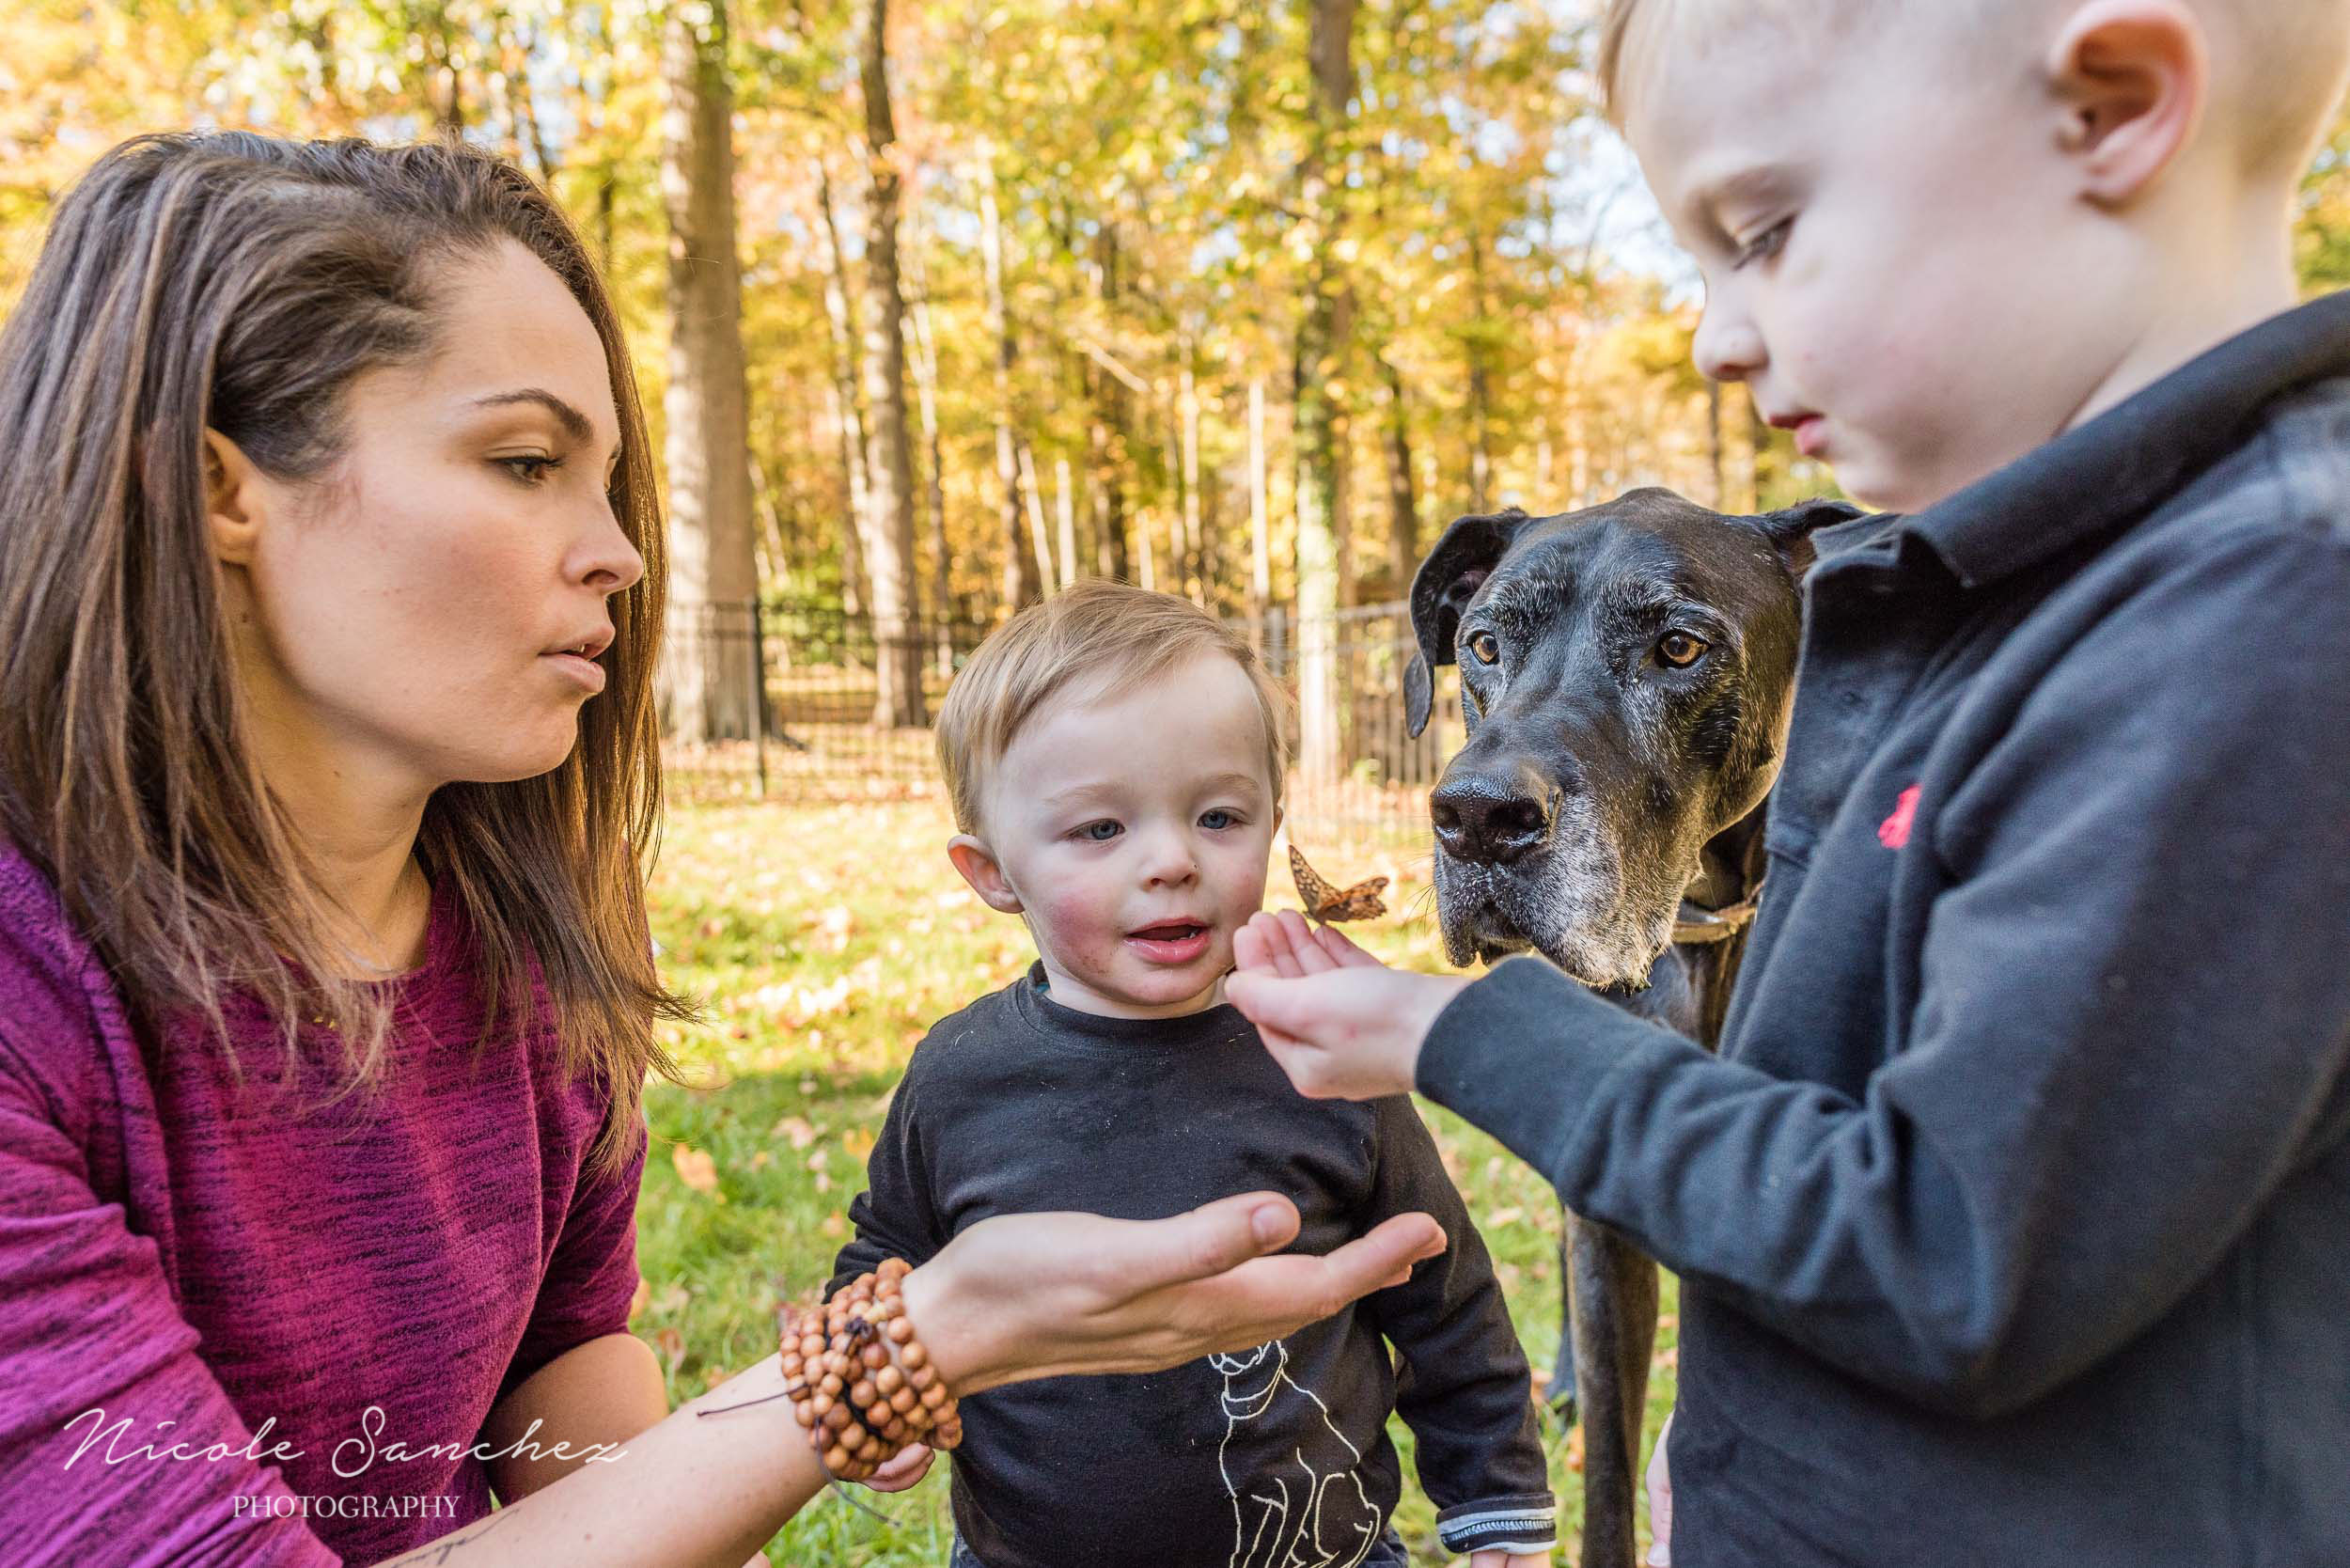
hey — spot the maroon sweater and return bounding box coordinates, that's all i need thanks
[0,838,647,1565]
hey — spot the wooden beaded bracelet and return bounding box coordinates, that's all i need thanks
[695,1256,962,1490]
[776,1257,963,1482]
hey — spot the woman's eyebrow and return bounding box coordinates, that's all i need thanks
[470,387,594,444]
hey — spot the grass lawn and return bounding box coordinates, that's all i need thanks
[637,799,1675,1565]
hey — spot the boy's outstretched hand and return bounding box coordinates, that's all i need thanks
[1226,910,1470,1101]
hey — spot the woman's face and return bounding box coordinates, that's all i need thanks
[214,240,643,806]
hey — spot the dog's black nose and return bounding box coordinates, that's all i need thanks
[1431,764,1556,865]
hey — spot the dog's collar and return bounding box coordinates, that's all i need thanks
[1671,886,1762,947]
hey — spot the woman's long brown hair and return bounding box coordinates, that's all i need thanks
[0,132,691,1178]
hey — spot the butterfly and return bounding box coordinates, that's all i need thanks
[1288,845,1389,924]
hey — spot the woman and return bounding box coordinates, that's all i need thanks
[0,133,1444,1567]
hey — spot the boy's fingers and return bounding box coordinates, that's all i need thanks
[1274,909,1326,974]
[1227,968,1342,1049]
[1222,970,1290,1034]
[1289,918,1341,975]
[1310,920,1381,968]
[1232,920,1270,973]
[1265,913,1308,978]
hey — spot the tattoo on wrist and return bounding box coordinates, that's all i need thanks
[382,1509,510,1565]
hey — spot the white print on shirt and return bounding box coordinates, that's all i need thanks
[1209,1340,1382,1568]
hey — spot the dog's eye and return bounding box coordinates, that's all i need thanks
[1657,633,1709,668]
[1467,632,1501,666]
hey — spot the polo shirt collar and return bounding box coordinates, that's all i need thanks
[1821,290,2350,590]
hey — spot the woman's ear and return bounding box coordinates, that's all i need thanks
[948,835,1025,915]
[2046,0,2208,206]
[203,428,268,567]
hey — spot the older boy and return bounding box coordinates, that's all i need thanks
[1226,3,2350,1565]
[828,583,1557,1568]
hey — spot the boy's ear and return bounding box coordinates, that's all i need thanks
[2045,0,2208,206]
[948,835,1024,915]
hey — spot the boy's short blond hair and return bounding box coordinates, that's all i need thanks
[1599,0,2350,178]
[936,581,1295,836]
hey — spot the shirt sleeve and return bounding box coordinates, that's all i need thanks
[1358,1095,1557,1558]
[827,1054,946,1296]
[498,1090,650,1404]
[0,1027,341,1568]
[1415,525,2350,1419]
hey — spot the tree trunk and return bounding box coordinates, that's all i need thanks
[904,213,954,674]
[1381,354,1418,596]
[979,147,1043,612]
[856,0,926,727]
[817,167,872,619]
[1179,336,1202,600]
[1054,456,1078,589]
[1248,374,1271,630]
[596,171,617,272]
[1015,442,1056,593]
[1467,227,1494,512]
[1292,0,1358,786]
[1707,377,1726,509]
[1087,227,1131,583]
[657,0,760,742]
[1467,358,1493,510]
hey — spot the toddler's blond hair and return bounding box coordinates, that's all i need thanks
[936,581,1294,836]
[1599,0,2349,180]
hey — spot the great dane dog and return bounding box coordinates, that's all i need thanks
[1401,486,1862,1568]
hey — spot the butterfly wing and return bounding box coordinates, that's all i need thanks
[1289,845,1338,913]
[1288,845,1388,923]
[1319,877,1389,922]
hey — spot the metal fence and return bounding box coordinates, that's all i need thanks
[660,600,1465,856]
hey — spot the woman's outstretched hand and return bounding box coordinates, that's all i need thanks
[899,1190,1448,1396]
[1223,910,1470,1102]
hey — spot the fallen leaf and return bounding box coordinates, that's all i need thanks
[821,1212,847,1238]
[671,1143,720,1194]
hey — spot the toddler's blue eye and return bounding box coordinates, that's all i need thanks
[1080,821,1122,842]
[1200,808,1238,830]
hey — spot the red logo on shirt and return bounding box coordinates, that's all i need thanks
[1878,783,1921,849]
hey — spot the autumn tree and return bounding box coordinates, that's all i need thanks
[657,0,763,741]
[855,0,927,727]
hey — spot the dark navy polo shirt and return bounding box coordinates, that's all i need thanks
[1418,290,2350,1566]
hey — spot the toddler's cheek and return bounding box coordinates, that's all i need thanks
[1031,887,1126,967]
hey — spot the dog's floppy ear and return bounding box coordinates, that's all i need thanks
[1753,496,1867,579]
[1404,509,1530,738]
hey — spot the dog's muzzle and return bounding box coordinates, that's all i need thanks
[1429,775,1678,989]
